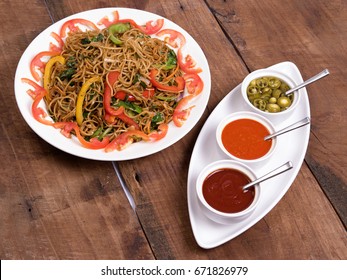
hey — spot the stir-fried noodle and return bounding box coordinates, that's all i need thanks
[46,27,183,142]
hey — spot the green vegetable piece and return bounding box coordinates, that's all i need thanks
[268,78,281,89]
[118,100,142,114]
[109,23,131,45]
[162,50,177,70]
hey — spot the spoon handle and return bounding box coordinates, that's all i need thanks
[243,161,293,191]
[285,69,329,96]
[264,117,310,141]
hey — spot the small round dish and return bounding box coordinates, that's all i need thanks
[241,68,299,121]
[196,160,260,224]
[216,111,277,166]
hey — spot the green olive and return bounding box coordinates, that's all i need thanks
[277,96,292,108]
[249,79,257,87]
[266,103,281,113]
[246,76,292,113]
[269,97,277,104]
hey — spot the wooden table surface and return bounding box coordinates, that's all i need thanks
[1,0,346,260]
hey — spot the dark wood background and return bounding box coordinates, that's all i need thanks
[0,0,346,259]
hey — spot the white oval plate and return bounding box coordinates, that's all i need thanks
[187,62,310,249]
[14,8,211,161]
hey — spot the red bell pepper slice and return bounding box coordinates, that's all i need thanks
[177,48,202,74]
[142,88,155,99]
[97,11,120,27]
[53,122,110,150]
[183,73,204,96]
[149,69,185,92]
[149,123,168,142]
[115,90,136,101]
[103,71,124,116]
[104,111,139,130]
[60,18,98,38]
[105,128,149,152]
[173,95,196,127]
[156,29,186,48]
[30,51,60,82]
[117,112,140,130]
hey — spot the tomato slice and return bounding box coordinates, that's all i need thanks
[22,78,53,125]
[177,48,202,74]
[156,29,186,48]
[173,95,196,127]
[105,129,149,152]
[49,32,64,53]
[30,51,60,82]
[149,123,168,141]
[149,69,185,92]
[183,73,204,95]
[140,19,164,35]
[53,122,110,149]
[97,11,120,27]
[60,18,98,38]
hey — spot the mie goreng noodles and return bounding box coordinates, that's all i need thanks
[22,13,204,152]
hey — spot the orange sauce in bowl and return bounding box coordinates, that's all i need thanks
[221,118,272,160]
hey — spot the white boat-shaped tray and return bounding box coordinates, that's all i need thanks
[187,61,310,249]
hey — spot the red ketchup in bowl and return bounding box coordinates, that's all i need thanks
[202,168,255,213]
[221,118,272,160]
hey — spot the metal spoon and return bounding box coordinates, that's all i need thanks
[243,161,293,191]
[285,69,329,96]
[264,117,310,141]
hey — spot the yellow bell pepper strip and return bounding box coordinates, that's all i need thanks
[43,55,66,101]
[76,76,100,126]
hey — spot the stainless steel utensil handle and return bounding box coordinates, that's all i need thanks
[264,117,310,141]
[285,69,329,96]
[243,161,293,191]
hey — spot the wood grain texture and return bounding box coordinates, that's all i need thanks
[115,0,347,259]
[206,0,347,227]
[1,0,346,260]
[0,0,152,260]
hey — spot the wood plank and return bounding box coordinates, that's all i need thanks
[0,0,152,259]
[206,0,347,227]
[117,0,347,259]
